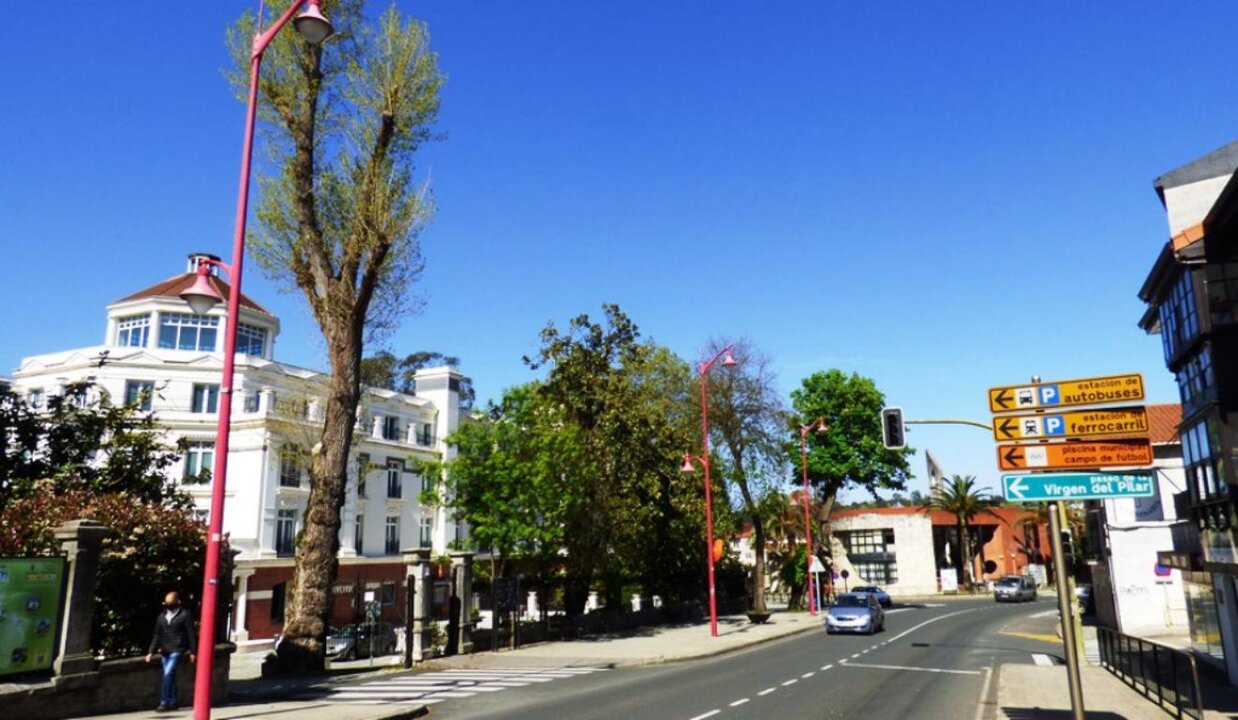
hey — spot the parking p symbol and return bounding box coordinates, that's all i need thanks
[1038,385,1060,406]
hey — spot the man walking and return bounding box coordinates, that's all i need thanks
[145,591,197,712]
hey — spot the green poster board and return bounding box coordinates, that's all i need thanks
[0,557,66,677]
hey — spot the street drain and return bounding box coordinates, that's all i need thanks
[911,642,930,647]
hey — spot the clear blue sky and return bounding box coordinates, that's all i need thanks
[3,2,1236,499]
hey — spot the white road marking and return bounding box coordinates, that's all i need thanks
[688,711,721,720]
[821,664,834,671]
[802,671,815,678]
[782,679,798,686]
[851,653,862,658]
[840,662,981,676]
[973,667,994,720]
[1033,653,1054,666]
[730,698,750,707]
[758,688,776,696]
[886,608,978,644]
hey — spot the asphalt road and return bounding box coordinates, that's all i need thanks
[425,597,1062,720]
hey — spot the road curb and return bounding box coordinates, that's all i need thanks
[372,705,430,720]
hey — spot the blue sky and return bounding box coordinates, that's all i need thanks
[3,2,1236,500]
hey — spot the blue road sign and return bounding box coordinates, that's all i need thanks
[1002,472,1154,502]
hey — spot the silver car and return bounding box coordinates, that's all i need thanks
[826,593,885,635]
[994,575,1038,603]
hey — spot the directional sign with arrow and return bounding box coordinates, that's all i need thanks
[997,439,1153,471]
[1002,472,1154,502]
[988,374,1144,414]
[992,406,1148,442]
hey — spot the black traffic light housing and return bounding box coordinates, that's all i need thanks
[881,407,905,450]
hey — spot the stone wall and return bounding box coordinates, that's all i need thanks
[0,644,232,720]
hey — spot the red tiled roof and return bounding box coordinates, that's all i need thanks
[1147,402,1181,445]
[115,273,271,314]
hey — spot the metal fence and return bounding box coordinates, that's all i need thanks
[1097,625,1203,720]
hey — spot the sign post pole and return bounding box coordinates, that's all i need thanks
[1049,502,1085,720]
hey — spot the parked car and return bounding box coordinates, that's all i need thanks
[826,593,885,635]
[325,622,397,660]
[993,575,1038,603]
[852,585,893,608]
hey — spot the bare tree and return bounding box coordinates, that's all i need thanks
[226,1,443,670]
[703,338,789,617]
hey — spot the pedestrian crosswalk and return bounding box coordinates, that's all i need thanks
[298,666,608,706]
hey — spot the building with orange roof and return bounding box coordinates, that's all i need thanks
[828,505,1050,596]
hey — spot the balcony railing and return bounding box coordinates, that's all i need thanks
[1097,625,1203,720]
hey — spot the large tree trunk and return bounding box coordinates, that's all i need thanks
[956,521,969,590]
[277,334,362,671]
[751,515,768,614]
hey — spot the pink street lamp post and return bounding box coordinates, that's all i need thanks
[679,344,737,638]
[798,418,827,615]
[179,3,333,718]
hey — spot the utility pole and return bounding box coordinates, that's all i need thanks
[1049,501,1085,720]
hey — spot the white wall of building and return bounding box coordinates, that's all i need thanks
[831,511,938,596]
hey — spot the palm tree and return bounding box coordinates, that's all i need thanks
[921,475,1002,590]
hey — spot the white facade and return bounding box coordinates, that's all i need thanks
[9,257,467,640]
[830,511,938,596]
[1095,450,1190,637]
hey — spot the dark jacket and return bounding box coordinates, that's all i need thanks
[148,607,198,655]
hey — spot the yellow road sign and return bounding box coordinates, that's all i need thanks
[992,406,1148,442]
[988,374,1144,414]
[996,439,1153,472]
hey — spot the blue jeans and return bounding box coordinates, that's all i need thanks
[160,651,183,707]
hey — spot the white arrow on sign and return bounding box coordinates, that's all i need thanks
[809,555,825,573]
[1006,476,1028,500]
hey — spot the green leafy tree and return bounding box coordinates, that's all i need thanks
[0,382,222,656]
[432,383,578,578]
[704,338,789,617]
[789,369,914,550]
[920,475,1002,589]
[226,1,444,669]
[524,305,706,612]
[0,381,187,514]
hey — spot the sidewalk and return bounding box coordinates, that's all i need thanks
[74,609,820,719]
[428,608,822,669]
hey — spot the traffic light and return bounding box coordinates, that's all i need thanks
[1060,529,1074,565]
[881,407,905,449]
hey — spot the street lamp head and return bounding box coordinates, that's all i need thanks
[293,0,334,44]
[720,349,737,367]
[180,266,224,316]
[680,455,697,473]
[814,418,829,433]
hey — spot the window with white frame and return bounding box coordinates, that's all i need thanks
[124,380,155,411]
[276,509,297,555]
[236,323,267,356]
[354,514,364,555]
[280,451,302,488]
[27,388,44,409]
[419,517,432,548]
[158,313,219,352]
[114,314,151,347]
[418,423,434,446]
[191,384,219,413]
[382,416,401,441]
[183,441,214,483]
[385,516,400,555]
[386,458,403,499]
[356,453,369,498]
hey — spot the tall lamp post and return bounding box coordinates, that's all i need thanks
[680,344,737,637]
[798,418,827,615]
[179,3,333,718]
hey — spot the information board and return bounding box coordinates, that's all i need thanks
[0,557,66,677]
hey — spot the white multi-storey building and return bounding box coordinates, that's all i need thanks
[10,254,466,645]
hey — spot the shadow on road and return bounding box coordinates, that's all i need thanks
[1000,709,1125,719]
